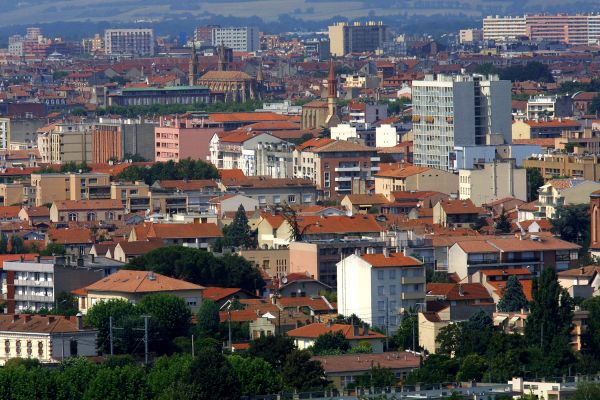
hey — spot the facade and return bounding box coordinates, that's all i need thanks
[212,26,259,52]
[221,177,317,209]
[458,161,527,205]
[37,122,93,164]
[31,172,111,207]
[4,256,123,313]
[337,252,426,333]
[108,86,211,107]
[0,314,97,365]
[0,118,11,150]
[538,179,600,219]
[432,199,485,228]
[287,323,386,353]
[77,270,204,313]
[526,95,572,120]
[374,166,459,198]
[50,199,124,223]
[93,117,157,162]
[523,154,600,181]
[328,22,388,57]
[459,28,484,43]
[482,15,527,42]
[104,29,154,56]
[412,74,511,170]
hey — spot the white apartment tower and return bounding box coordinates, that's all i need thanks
[212,27,259,52]
[104,29,155,56]
[412,74,511,170]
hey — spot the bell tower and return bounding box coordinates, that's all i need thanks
[590,190,600,259]
[188,43,198,86]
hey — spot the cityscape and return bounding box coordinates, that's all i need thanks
[1,2,600,400]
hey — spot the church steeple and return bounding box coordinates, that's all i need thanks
[326,59,338,121]
[218,43,228,72]
[189,43,198,86]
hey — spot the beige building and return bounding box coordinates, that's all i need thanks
[0,183,25,206]
[418,311,452,354]
[538,179,600,219]
[328,21,387,57]
[50,199,124,223]
[110,181,150,209]
[0,314,97,365]
[31,172,111,207]
[523,154,600,181]
[458,161,527,206]
[238,248,290,279]
[375,166,458,198]
[37,122,93,164]
[76,269,204,314]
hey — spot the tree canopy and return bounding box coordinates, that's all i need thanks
[116,159,219,185]
[125,246,265,292]
[497,276,529,312]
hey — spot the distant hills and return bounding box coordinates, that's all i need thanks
[0,0,599,36]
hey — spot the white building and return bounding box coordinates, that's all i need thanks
[412,73,512,170]
[482,15,527,42]
[459,160,527,206]
[337,251,426,333]
[375,124,399,148]
[330,124,358,142]
[0,118,10,151]
[0,314,97,365]
[104,29,155,56]
[212,27,259,52]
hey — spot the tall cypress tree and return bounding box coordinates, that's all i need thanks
[497,276,529,312]
[225,205,254,248]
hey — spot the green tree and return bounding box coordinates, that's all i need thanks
[54,357,99,400]
[247,335,296,370]
[552,204,590,246]
[526,168,544,202]
[83,365,150,400]
[456,353,487,382]
[282,350,328,391]
[0,234,8,254]
[497,276,529,312]
[224,204,256,248]
[572,381,600,400]
[40,243,66,256]
[125,246,264,292]
[390,313,418,351]
[582,296,600,356]
[138,293,192,353]
[312,331,350,354]
[9,235,25,254]
[405,354,460,384]
[54,292,79,315]
[495,210,512,233]
[351,366,397,388]
[84,299,141,355]
[147,354,194,398]
[589,95,600,115]
[116,158,219,185]
[196,299,220,338]
[229,354,284,396]
[524,268,575,372]
[183,349,240,400]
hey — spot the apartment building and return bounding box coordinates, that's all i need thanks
[154,115,220,163]
[31,172,111,207]
[37,122,93,164]
[337,251,426,333]
[92,117,156,163]
[212,26,259,52]
[447,235,580,280]
[458,161,527,205]
[108,86,211,107]
[459,28,484,44]
[328,22,388,57]
[482,15,527,42]
[49,199,124,223]
[483,14,600,45]
[104,29,154,56]
[412,74,511,170]
[523,153,600,181]
[537,179,600,219]
[526,95,572,121]
[4,255,123,313]
[374,165,458,198]
[297,140,379,198]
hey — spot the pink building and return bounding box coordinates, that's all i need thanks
[155,115,222,162]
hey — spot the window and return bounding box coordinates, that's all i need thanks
[68,212,77,222]
[377,286,384,295]
[186,297,199,307]
[4,340,9,355]
[377,316,385,326]
[377,301,385,311]
[288,195,296,203]
[302,194,313,203]
[377,270,384,280]
[258,196,266,205]
[87,212,96,221]
[106,212,114,220]
[69,339,78,356]
[324,172,330,188]
[15,340,21,356]
[26,341,32,356]
[273,195,281,204]
[389,270,396,279]
[38,342,43,357]
[389,285,396,295]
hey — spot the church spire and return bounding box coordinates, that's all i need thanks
[189,43,198,86]
[326,59,338,122]
[218,42,228,72]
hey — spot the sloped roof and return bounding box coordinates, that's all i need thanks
[360,252,423,268]
[116,240,164,256]
[158,179,218,191]
[313,352,420,374]
[426,283,492,301]
[147,223,222,239]
[0,315,90,334]
[47,228,93,244]
[53,199,123,211]
[203,287,244,302]
[375,166,431,179]
[85,269,204,293]
[343,194,389,206]
[287,323,386,340]
[312,140,376,153]
[299,215,384,235]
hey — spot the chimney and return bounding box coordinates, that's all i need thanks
[353,324,359,337]
[76,313,83,330]
[362,323,369,336]
[458,284,464,297]
[35,255,41,263]
[47,316,55,325]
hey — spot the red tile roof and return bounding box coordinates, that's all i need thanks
[287,323,386,340]
[360,252,422,268]
[203,287,243,302]
[47,228,93,244]
[53,199,123,211]
[147,223,222,239]
[426,283,492,301]
[313,352,420,374]
[85,270,204,293]
[0,314,90,333]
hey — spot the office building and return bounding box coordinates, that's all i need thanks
[328,21,387,57]
[195,25,219,44]
[482,16,528,42]
[92,117,157,163]
[104,29,155,56]
[459,28,484,44]
[458,160,527,206]
[107,86,211,107]
[412,74,511,170]
[212,27,259,52]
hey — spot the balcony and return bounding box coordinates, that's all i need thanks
[334,176,353,182]
[371,157,381,162]
[401,292,425,300]
[334,187,352,192]
[402,276,425,285]
[14,280,53,287]
[14,294,54,302]
[335,166,361,172]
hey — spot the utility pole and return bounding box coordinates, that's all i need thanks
[385,297,389,350]
[227,308,232,351]
[109,316,114,356]
[61,334,65,360]
[143,315,150,365]
[191,334,195,358]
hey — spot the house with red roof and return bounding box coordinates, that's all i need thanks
[337,251,425,334]
[287,322,386,353]
[375,165,458,198]
[433,199,487,228]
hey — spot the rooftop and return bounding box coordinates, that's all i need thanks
[85,269,205,294]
